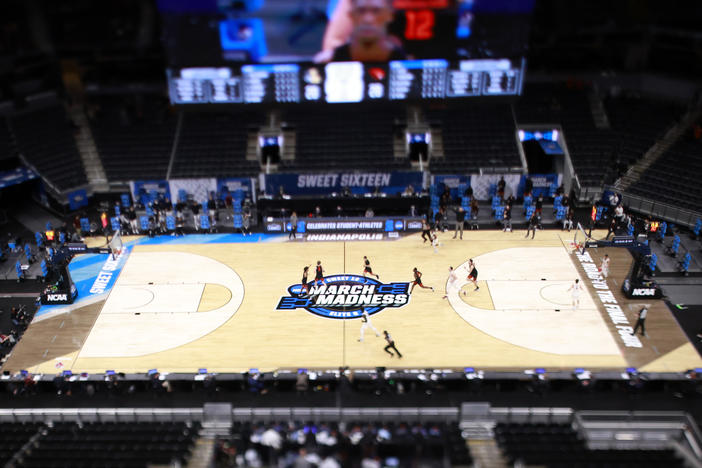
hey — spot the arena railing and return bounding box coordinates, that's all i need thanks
[604,185,702,229]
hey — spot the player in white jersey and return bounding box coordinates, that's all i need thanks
[600,254,610,279]
[567,279,581,310]
[357,308,380,342]
[443,266,459,299]
[431,232,441,254]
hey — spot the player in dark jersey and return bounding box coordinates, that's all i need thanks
[300,265,311,296]
[314,260,325,286]
[362,256,380,279]
[467,259,479,292]
[410,267,434,293]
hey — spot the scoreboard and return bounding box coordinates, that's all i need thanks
[167,58,525,105]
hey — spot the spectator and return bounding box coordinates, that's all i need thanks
[470,198,479,220]
[296,371,309,394]
[365,207,374,218]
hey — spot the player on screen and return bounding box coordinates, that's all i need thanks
[315,0,406,63]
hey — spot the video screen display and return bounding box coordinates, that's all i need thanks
[158,0,534,104]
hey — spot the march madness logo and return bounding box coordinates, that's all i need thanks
[276,274,410,319]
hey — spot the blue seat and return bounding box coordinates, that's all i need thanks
[595,206,604,221]
[523,195,533,210]
[40,259,49,280]
[58,231,66,244]
[649,253,658,275]
[494,205,505,220]
[461,196,470,210]
[680,252,692,274]
[145,204,154,216]
[47,247,54,260]
[556,206,566,221]
[200,215,211,231]
[114,204,120,216]
[35,232,44,247]
[110,217,121,232]
[178,189,188,202]
[488,183,497,197]
[669,235,680,257]
[80,218,90,233]
[233,214,243,229]
[694,219,701,237]
[526,205,535,219]
[120,193,131,207]
[627,224,635,236]
[15,261,23,281]
[166,215,176,231]
[139,216,150,231]
[491,196,501,210]
[554,196,563,209]
[24,243,33,263]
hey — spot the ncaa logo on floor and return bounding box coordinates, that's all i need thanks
[276,274,410,319]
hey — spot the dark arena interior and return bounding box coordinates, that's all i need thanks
[1,0,702,466]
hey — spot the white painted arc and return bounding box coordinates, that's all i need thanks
[447,247,621,356]
[79,251,243,358]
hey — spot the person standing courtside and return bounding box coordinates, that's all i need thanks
[453,207,466,239]
[289,211,298,240]
[383,330,402,358]
[631,305,648,337]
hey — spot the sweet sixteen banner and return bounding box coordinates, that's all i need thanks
[264,172,424,196]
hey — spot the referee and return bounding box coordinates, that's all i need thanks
[383,330,403,358]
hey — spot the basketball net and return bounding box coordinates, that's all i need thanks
[570,223,593,254]
[108,230,124,259]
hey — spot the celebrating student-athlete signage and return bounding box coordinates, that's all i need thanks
[264,172,424,196]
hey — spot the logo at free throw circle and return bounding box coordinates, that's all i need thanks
[276,274,410,319]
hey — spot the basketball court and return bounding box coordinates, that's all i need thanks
[5,229,702,375]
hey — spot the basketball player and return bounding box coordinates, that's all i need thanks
[431,232,441,254]
[362,256,380,279]
[383,330,403,358]
[358,307,380,342]
[567,279,581,310]
[314,260,325,286]
[300,265,311,296]
[600,254,610,279]
[442,266,458,299]
[467,259,479,291]
[421,218,432,243]
[410,267,434,293]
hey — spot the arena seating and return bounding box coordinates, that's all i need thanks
[516,83,618,186]
[604,95,683,169]
[216,420,471,467]
[0,117,15,161]
[494,422,683,467]
[0,423,44,466]
[170,111,262,178]
[16,421,200,468]
[89,95,176,181]
[10,106,87,190]
[280,107,408,171]
[427,103,520,173]
[629,138,702,211]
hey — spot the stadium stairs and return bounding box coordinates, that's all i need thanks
[67,105,109,193]
[615,106,702,192]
